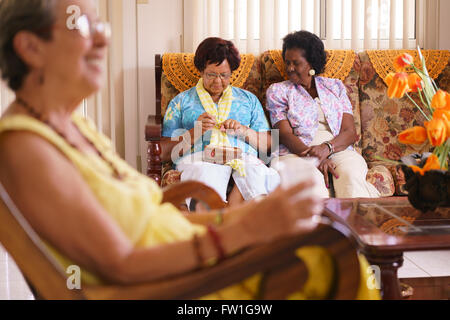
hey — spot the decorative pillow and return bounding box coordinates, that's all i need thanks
[366,164,396,197]
[161,169,181,188]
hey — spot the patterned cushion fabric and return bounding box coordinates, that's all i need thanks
[358,51,450,194]
[260,50,363,154]
[366,163,396,197]
[161,168,181,188]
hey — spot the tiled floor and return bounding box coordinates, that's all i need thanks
[398,250,450,279]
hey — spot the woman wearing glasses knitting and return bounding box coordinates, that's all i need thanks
[0,0,369,299]
[162,38,280,210]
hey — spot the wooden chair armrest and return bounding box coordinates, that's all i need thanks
[162,181,227,210]
[83,217,361,300]
[145,115,162,141]
[1,180,361,300]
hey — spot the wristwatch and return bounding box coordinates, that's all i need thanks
[324,141,334,156]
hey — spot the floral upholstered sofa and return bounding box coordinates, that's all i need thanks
[146,50,450,197]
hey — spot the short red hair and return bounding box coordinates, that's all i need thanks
[194,37,241,72]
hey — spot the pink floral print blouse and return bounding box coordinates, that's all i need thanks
[266,76,354,156]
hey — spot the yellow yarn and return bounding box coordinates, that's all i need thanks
[196,79,246,176]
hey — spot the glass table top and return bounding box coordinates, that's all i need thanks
[324,198,450,249]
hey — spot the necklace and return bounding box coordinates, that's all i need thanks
[15,97,124,180]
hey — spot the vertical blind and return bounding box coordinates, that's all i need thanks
[189,0,420,53]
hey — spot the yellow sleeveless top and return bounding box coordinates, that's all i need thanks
[0,113,206,285]
[0,113,379,299]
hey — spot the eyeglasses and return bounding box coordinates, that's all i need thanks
[74,15,111,40]
[204,72,232,81]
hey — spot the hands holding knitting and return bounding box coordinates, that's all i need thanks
[220,119,249,137]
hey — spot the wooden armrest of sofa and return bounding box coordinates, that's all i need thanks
[162,181,227,210]
[146,115,163,184]
[145,115,162,140]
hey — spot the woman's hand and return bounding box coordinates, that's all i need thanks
[220,119,248,137]
[238,181,324,244]
[197,113,217,134]
[318,158,339,189]
[301,144,331,163]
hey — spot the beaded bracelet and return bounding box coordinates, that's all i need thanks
[207,225,226,262]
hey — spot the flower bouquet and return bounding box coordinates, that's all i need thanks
[383,47,450,212]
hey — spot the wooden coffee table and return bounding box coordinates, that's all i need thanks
[323,197,450,300]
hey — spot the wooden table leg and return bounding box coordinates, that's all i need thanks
[364,252,404,300]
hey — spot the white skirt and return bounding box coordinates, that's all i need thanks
[176,152,280,203]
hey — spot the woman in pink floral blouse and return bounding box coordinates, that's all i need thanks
[267,31,380,198]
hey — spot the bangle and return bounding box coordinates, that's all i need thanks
[192,233,204,268]
[323,141,334,155]
[215,209,224,226]
[207,225,226,262]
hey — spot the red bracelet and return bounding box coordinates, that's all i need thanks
[207,225,226,262]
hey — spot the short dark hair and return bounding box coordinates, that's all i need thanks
[282,30,326,75]
[0,0,57,91]
[194,37,241,73]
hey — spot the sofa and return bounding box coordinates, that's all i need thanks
[146,49,450,197]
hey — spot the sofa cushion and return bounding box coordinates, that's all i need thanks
[260,50,363,153]
[366,163,396,197]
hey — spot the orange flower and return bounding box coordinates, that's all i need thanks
[433,109,450,139]
[384,73,395,87]
[393,53,413,71]
[407,73,423,92]
[422,154,442,171]
[431,90,450,109]
[398,126,428,145]
[409,154,442,175]
[424,117,447,146]
[387,73,409,99]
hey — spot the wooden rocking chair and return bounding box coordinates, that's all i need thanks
[0,180,361,300]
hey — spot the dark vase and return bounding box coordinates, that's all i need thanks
[400,153,450,212]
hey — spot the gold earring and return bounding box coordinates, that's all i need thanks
[309,69,316,76]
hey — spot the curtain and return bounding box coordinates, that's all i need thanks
[186,0,436,53]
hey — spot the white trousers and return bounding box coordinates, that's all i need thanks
[176,152,280,203]
[271,151,380,198]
